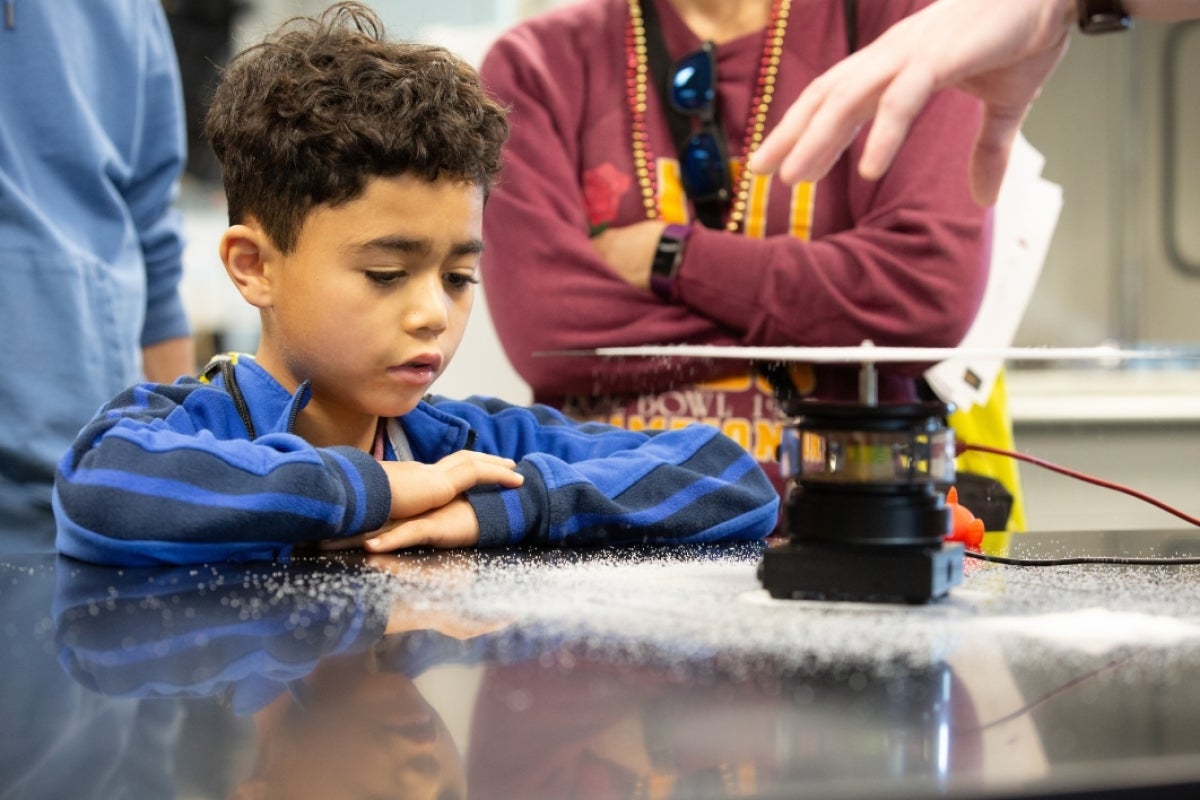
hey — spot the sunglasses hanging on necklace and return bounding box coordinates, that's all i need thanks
[670,41,734,216]
[626,0,790,232]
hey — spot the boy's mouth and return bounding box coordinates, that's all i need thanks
[389,354,443,385]
[403,354,442,371]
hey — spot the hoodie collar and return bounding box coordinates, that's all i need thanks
[213,354,471,457]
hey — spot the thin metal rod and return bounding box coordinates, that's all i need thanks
[858,360,877,406]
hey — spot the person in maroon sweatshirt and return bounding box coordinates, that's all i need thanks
[478,0,1009,507]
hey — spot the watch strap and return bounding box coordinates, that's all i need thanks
[650,224,690,301]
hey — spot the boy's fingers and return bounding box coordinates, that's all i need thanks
[360,525,414,552]
[436,450,516,475]
[365,502,479,552]
[437,451,523,491]
[384,453,523,518]
[471,462,525,488]
[446,450,517,467]
[317,532,371,550]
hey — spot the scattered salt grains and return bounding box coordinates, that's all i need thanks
[326,547,950,669]
[20,542,1198,682]
[980,609,1200,655]
[296,547,1200,674]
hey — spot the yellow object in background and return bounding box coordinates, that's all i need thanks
[948,368,1025,540]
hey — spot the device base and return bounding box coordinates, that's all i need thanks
[758,540,964,604]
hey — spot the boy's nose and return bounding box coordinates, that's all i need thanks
[403,277,450,334]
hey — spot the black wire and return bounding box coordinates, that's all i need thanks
[956,441,1200,567]
[965,550,1200,567]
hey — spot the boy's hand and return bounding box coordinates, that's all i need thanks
[382,451,523,519]
[317,451,521,552]
[317,497,481,552]
[364,497,481,551]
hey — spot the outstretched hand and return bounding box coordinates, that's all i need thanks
[748,0,1074,206]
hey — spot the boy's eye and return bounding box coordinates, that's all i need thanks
[444,271,480,291]
[366,270,405,286]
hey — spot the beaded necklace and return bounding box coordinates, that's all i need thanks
[625,0,790,233]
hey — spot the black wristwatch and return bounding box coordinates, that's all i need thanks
[1077,0,1132,33]
[650,224,689,301]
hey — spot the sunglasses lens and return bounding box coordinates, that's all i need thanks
[680,130,730,202]
[671,49,715,113]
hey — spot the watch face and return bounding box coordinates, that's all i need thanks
[1081,13,1132,33]
[652,236,684,278]
[1078,0,1131,33]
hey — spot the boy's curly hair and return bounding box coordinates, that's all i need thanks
[203,1,509,253]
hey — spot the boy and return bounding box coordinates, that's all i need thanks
[52,2,778,567]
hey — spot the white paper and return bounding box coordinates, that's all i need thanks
[924,134,1064,410]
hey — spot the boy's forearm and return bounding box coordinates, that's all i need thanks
[53,382,393,566]
[466,428,779,548]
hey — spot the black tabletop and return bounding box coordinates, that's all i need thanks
[3,489,1200,800]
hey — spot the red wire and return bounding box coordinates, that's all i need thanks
[959,441,1200,528]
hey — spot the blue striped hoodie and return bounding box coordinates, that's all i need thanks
[53,356,777,566]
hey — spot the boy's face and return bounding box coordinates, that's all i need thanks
[239,655,466,800]
[253,174,483,432]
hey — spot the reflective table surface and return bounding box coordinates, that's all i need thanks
[3,489,1200,800]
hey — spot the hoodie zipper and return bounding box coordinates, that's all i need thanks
[5,2,14,30]
[219,359,258,440]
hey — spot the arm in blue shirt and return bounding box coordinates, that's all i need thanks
[53,379,392,566]
[428,397,779,548]
[54,375,777,566]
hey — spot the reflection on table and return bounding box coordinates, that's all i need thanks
[3,492,1200,799]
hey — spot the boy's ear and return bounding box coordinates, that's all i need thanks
[220,222,277,309]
